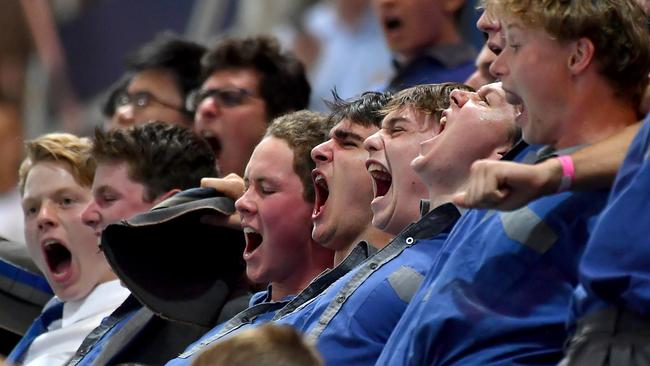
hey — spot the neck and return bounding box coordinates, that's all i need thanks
[333,226,392,266]
[426,171,468,210]
[270,239,333,301]
[556,79,638,149]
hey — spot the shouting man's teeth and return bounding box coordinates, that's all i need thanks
[243,227,263,258]
[367,163,392,198]
[312,172,330,217]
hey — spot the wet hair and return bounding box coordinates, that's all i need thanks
[126,32,206,116]
[92,122,217,201]
[18,133,95,195]
[487,0,650,111]
[201,36,310,120]
[381,82,474,127]
[325,90,393,129]
[265,110,334,202]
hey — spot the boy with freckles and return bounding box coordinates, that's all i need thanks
[8,134,130,366]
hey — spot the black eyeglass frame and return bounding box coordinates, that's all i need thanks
[114,91,186,113]
[185,87,258,113]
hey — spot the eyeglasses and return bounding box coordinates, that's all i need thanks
[115,91,185,112]
[186,88,257,112]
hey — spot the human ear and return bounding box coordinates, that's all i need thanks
[567,37,595,75]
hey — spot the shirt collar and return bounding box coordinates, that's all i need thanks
[535,144,588,163]
[61,280,130,327]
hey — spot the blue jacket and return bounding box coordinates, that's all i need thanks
[572,117,650,322]
[167,245,372,366]
[66,296,141,365]
[377,145,609,366]
[277,203,459,365]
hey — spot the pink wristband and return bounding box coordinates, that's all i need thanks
[556,155,575,193]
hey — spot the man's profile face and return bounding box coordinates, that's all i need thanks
[109,69,191,130]
[235,136,314,284]
[194,68,269,177]
[412,83,516,186]
[22,161,115,301]
[81,162,155,238]
[490,18,574,147]
[364,106,439,235]
[311,119,379,250]
[476,8,505,56]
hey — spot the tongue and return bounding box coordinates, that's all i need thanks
[371,171,392,197]
[54,258,72,275]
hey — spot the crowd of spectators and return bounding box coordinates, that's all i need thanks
[2,0,650,365]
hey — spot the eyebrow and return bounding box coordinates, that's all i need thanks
[94,186,116,196]
[245,176,274,187]
[478,85,500,100]
[22,187,78,204]
[382,116,408,129]
[332,128,364,143]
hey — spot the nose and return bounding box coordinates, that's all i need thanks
[363,130,384,154]
[235,188,257,217]
[490,49,508,80]
[311,140,333,165]
[36,201,58,231]
[476,10,499,34]
[450,89,471,108]
[81,200,101,231]
[194,98,221,133]
[115,104,135,127]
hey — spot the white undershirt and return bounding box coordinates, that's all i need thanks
[22,280,131,366]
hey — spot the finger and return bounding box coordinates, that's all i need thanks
[201,177,245,200]
[452,191,469,208]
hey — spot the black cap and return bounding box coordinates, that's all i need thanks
[101,188,245,327]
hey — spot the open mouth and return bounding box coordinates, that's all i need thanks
[243,227,263,257]
[503,88,523,106]
[367,162,392,198]
[384,16,402,30]
[43,240,72,275]
[312,171,329,218]
[200,132,222,157]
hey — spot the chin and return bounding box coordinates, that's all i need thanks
[55,287,84,302]
[371,215,389,233]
